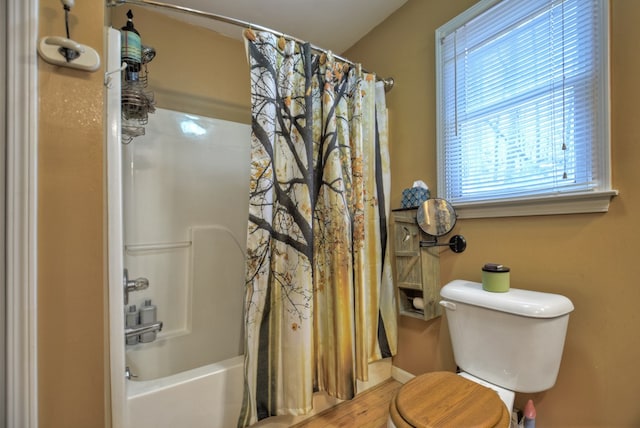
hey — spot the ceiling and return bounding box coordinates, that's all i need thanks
[149,0,408,54]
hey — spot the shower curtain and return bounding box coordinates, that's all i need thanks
[239,31,397,427]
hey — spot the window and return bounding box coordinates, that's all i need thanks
[436,0,616,218]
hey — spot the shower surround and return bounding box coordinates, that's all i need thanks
[106,26,254,425]
[122,107,249,381]
[108,102,254,428]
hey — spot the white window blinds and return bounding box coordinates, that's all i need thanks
[436,0,612,213]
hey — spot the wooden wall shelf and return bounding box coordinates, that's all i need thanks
[392,209,442,321]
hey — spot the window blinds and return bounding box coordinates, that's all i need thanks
[437,0,606,203]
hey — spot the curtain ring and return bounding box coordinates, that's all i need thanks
[244,27,256,41]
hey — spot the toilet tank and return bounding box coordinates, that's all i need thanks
[440,280,574,393]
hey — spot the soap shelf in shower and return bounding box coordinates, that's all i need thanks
[125,240,192,254]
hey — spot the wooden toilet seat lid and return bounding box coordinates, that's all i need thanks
[394,371,510,428]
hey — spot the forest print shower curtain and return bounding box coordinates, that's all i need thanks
[239,31,397,427]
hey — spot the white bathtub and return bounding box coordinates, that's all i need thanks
[127,355,245,428]
[126,355,393,428]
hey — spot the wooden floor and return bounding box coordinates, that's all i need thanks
[290,378,402,428]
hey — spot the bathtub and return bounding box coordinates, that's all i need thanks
[126,355,393,428]
[127,355,245,428]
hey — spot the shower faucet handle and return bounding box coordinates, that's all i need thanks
[123,268,149,305]
[125,366,138,380]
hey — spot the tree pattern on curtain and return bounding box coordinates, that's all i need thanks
[239,31,397,427]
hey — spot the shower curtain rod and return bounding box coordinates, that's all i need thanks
[106,0,395,91]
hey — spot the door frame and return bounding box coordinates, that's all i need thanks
[5,0,39,427]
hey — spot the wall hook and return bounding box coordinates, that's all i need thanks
[37,0,101,72]
[104,62,127,88]
[38,36,101,72]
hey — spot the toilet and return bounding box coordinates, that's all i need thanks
[389,280,574,428]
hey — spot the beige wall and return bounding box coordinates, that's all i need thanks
[38,0,106,426]
[346,0,640,426]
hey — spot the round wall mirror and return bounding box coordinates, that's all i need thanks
[416,198,457,237]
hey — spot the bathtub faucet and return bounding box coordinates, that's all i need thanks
[125,321,163,339]
[124,268,150,305]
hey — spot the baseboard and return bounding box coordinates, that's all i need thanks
[391,365,416,384]
[357,357,392,393]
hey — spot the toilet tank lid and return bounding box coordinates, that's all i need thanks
[441,280,574,318]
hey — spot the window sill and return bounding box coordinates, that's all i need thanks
[452,190,619,219]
